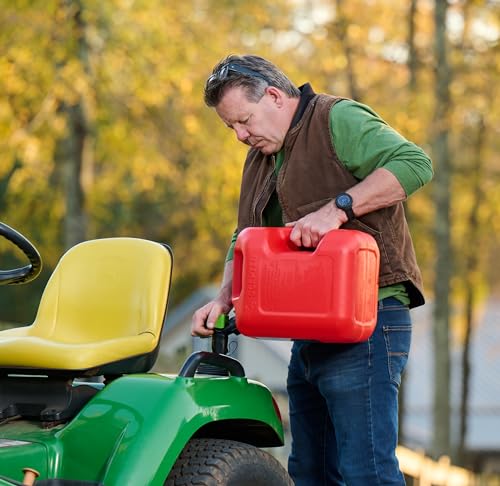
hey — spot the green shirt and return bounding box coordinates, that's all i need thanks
[226,100,433,304]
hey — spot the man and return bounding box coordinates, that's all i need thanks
[191,54,433,485]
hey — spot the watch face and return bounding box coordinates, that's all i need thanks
[336,193,352,209]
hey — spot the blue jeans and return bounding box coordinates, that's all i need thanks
[287,297,411,485]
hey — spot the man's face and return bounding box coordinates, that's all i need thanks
[215,86,290,155]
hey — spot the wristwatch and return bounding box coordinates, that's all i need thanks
[334,192,355,222]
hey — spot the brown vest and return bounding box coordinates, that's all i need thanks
[237,94,425,308]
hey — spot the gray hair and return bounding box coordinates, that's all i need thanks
[204,54,301,107]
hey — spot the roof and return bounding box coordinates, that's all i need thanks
[162,285,218,335]
[404,300,500,451]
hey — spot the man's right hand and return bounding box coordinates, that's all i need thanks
[192,261,234,337]
[191,296,232,337]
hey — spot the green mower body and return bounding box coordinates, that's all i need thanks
[1,373,285,485]
[0,223,291,486]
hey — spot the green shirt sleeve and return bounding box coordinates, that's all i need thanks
[330,100,433,196]
[226,229,238,262]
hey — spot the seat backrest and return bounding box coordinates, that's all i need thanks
[30,238,173,344]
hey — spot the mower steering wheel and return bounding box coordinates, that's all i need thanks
[0,222,42,285]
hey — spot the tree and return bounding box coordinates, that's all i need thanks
[431,0,452,458]
[54,0,94,249]
[457,113,485,463]
[0,0,299,318]
[449,0,500,464]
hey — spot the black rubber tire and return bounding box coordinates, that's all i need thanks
[165,438,293,486]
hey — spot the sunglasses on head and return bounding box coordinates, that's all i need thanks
[207,63,270,85]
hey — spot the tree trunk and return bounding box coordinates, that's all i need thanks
[407,0,419,92]
[399,0,419,444]
[333,0,361,101]
[57,102,88,249]
[55,0,94,250]
[458,114,486,464]
[432,0,452,458]
[0,158,22,217]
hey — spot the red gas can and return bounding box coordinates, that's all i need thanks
[232,227,380,343]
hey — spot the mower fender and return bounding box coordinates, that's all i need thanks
[56,373,284,486]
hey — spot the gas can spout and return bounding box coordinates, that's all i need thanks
[211,315,239,355]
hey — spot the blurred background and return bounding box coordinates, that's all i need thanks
[0,0,499,483]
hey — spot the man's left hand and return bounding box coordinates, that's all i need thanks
[285,200,348,248]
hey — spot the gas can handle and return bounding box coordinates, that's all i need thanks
[232,246,243,300]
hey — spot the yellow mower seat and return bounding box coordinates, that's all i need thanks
[0,238,172,375]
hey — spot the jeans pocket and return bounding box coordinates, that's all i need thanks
[383,324,412,386]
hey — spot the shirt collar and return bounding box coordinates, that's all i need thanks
[290,83,316,129]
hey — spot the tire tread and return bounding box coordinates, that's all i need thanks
[165,438,292,486]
